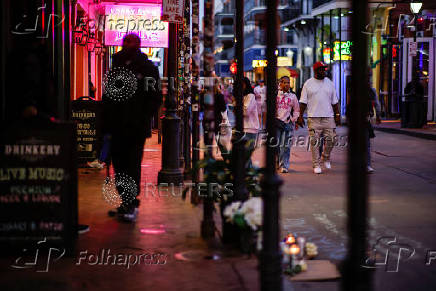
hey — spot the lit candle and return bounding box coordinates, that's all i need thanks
[297,237,306,259]
[289,244,300,268]
[285,234,296,245]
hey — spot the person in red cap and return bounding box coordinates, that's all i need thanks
[297,62,340,174]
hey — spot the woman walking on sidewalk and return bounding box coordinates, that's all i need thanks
[241,77,260,168]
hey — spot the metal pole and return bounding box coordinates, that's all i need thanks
[201,0,216,239]
[158,22,184,185]
[183,0,192,179]
[191,0,201,204]
[339,8,342,115]
[178,22,185,169]
[321,14,324,64]
[232,0,248,202]
[313,16,317,64]
[260,0,283,290]
[342,0,372,290]
[329,10,333,68]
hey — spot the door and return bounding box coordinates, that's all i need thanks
[403,38,435,121]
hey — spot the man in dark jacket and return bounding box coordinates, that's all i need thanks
[103,34,162,222]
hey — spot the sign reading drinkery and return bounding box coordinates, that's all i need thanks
[0,120,78,249]
[161,0,184,23]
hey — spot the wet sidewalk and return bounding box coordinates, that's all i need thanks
[0,132,294,291]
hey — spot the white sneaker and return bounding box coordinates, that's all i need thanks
[324,161,332,169]
[280,167,289,173]
[314,167,322,174]
[87,160,105,169]
[367,166,375,173]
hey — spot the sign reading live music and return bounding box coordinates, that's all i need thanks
[161,0,184,23]
[71,97,103,165]
[0,120,78,249]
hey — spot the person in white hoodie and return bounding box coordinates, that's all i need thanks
[241,77,260,167]
[276,76,300,173]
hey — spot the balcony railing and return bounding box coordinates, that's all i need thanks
[244,0,266,14]
[313,0,332,9]
[244,29,265,48]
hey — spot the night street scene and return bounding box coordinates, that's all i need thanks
[1,0,436,290]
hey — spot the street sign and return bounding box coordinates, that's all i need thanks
[161,0,184,23]
[409,41,417,57]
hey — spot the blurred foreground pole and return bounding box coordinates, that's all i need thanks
[260,0,283,290]
[201,0,215,238]
[342,0,372,290]
[183,0,192,179]
[222,0,248,244]
[158,23,183,185]
[191,0,201,204]
[232,0,248,202]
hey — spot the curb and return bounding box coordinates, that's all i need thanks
[374,127,436,140]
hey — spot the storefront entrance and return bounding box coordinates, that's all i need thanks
[402,37,435,121]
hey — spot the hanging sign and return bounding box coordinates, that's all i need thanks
[409,41,417,57]
[161,0,184,23]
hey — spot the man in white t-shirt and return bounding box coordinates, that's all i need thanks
[254,80,266,129]
[298,62,340,174]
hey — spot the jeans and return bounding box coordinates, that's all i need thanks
[276,122,293,170]
[243,132,257,168]
[99,134,111,163]
[367,128,372,167]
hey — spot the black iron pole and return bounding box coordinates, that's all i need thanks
[339,8,342,113]
[178,22,185,169]
[201,0,216,239]
[341,0,372,290]
[329,10,333,68]
[232,0,248,202]
[183,0,192,180]
[191,0,201,204]
[158,22,184,185]
[260,0,283,290]
[313,16,317,64]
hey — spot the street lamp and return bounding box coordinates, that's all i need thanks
[410,1,422,41]
[410,1,422,14]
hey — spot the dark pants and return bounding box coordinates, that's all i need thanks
[111,131,146,208]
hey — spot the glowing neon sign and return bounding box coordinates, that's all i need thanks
[104,4,169,48]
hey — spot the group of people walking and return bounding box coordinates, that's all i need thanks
[94,33,380,223]
[215,61,341,175]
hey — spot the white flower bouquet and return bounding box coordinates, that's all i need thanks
[223,197,263,231]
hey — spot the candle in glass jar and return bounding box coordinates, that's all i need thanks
[297,237,306,259]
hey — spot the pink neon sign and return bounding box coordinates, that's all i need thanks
[104,4,169,48]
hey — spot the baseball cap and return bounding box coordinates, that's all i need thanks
[313,61,327,71]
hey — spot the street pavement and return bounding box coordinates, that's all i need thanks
[0,127,435,291]
[250,126,436,291]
